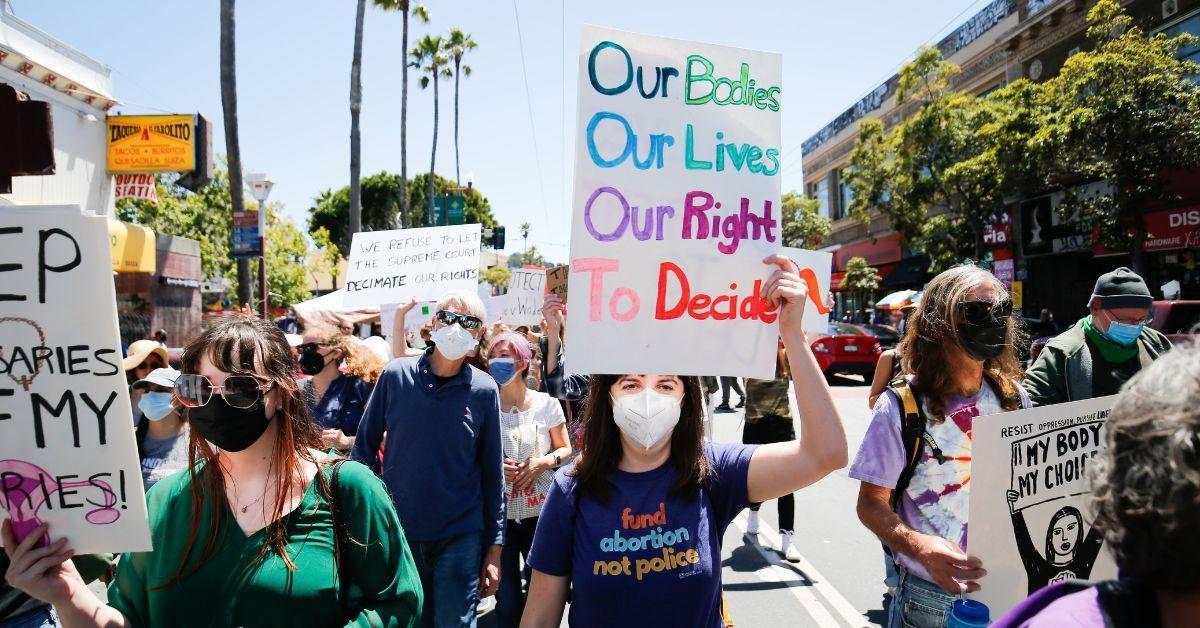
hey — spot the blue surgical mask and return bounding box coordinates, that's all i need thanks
[138,391,176,421]
[1101,314,1144,347]
[488,357,519,386]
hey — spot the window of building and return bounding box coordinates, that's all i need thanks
[811,177,831,219]
[836,168,853,220]
[1158,10,1200,83]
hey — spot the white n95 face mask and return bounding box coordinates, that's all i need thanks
[611,388,682,451]
[431,324,476,361]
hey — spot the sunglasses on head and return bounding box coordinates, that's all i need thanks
[435,310,483,330]
[958,299,1014,324]
[175,373,273,409]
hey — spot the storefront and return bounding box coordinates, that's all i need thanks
[830,233,931,322]
[110,219,202,348]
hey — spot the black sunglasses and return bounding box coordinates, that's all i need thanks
[435,310,483,330]
[297,343,322,353]
[958,299,1014,324]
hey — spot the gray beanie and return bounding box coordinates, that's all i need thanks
[1090,267,1153,309]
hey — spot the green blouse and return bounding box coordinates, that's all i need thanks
[106,460,422,627]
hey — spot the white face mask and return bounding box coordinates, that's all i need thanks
[431,323,476,361]
[611,388,682,451]
[138,391,175,421]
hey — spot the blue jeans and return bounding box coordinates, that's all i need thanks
[409,533,483,628]
[887,567,956,628]
[496,517,538,628]
[0,606,57,628]
[885,552,899,589]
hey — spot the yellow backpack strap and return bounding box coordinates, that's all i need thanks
[885,379,928,513]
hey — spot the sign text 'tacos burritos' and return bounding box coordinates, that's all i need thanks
[566,26,789,379]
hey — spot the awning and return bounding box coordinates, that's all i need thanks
[108,219,156,273]
[879,256,930,289]
[291,288,380,331]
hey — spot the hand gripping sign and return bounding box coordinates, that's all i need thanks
[0,206,152,554]
[563,26,830,378]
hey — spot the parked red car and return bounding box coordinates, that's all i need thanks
[1150,300,1200,345]
[812,322,882,380]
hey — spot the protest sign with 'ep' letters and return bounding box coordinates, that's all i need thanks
[0,206,151,555]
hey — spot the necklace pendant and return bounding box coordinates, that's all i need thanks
[241,505,249,514]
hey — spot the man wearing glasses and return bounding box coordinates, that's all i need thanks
[1025,267,1173,406]
[351,289,505,628]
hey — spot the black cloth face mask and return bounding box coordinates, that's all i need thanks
[298,348,328,376]
[187,396,271,452]
[956,300,1012,361]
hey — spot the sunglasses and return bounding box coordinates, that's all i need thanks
[435,310,483,331]
[958,299,1014,324]
[297,343,323,353]
[175,374,273,409]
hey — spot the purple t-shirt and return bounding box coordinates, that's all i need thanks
[1002,587,1105,627]
[849,381,1024,581]
[527,443,755,628]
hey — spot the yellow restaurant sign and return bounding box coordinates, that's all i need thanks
[106,114,196,173]
[108,219,156,273]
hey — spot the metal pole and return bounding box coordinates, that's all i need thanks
[258,208,268,319]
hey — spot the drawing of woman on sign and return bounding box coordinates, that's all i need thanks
[1006,490,1105,594]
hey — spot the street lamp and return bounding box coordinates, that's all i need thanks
[246,173,274,319]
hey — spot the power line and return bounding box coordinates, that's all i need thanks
[511,0,551,231]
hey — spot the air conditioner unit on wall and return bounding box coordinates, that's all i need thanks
[1163,0,1179,19]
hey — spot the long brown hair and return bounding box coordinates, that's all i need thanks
[571,375,710,503]
[898,265,1024,419]
[165,316,331,586]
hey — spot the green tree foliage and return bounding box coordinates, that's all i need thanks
[116,171,311,309]
[310,226,345,289]
[308,171,497,256]
[780,192,831,249]
[1037,0,1200,273]
[507,245,547,269]
[842,256,881,292]
[846,47,1008,273]
[481,265,510,292]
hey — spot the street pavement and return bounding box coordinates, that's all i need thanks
[479,373,884,627]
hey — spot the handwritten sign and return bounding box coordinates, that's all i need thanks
[779,246,833,333]
[968,397,1117,616]
[343,224,481,307]
[0,205,152,554]
[564,26,795,379]
[546,265,569,303]
[502,269,546,326]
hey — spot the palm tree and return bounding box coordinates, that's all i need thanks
[219,0,251,307]
[445,29,477,186]
[349,0,366,237]
[372,1,429,228]
[520,222,531,257]
[410,34,451,226]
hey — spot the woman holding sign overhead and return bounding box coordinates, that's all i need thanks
[518,255,848,628]
[3,316,423,627]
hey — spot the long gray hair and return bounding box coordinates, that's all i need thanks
[1090,342,1200,591]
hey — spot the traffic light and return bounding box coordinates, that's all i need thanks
[493,225,506,250]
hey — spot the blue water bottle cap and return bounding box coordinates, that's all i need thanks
[950,599,991,626]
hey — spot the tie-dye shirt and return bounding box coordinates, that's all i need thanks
[849,380,1026,582]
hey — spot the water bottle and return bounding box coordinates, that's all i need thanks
[945,599,990,628]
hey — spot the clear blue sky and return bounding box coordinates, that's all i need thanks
[14,0,988,263]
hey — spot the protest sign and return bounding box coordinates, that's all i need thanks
[0,206,152,554]
[779,246,833,333]
[546,265,569,303]
[565,26,821,378]
[968,396,1117,616]
[343,224,482,306]
[379,302,438,338]
[501,269,547,326]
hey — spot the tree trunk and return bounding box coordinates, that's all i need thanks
[349,0,365,238]
[454,59,461,186]
[219,0,252,308]
[1130,221,1148,277]
[399,9,409,229]
[428,67,439,226]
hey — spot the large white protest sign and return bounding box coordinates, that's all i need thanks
[343,224,481,306]
[502,269,546,326]
[565,26,815,378]
[968,396,1117,616]
[779,246,833,333]
[0,206,152,554]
